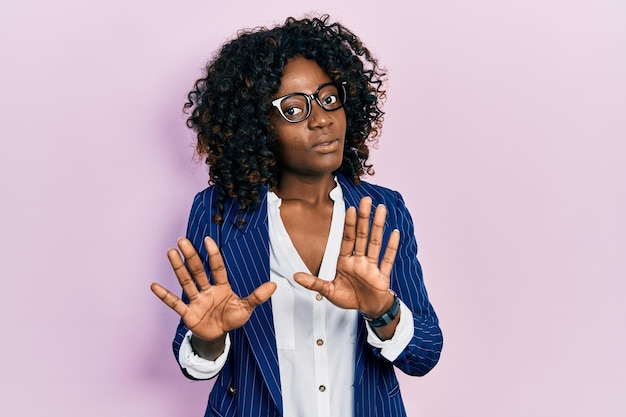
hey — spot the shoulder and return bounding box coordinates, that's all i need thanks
[191,184,238,213]
[187,185,217,221]
[338,174,404,207]
[189,183,269,228]
[357,180,402,202]
[338,175,417,236]
[193,184,220,206]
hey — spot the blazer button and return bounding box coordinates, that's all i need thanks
[228,386,236,395]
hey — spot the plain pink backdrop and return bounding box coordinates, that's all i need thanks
[1,1,624,416]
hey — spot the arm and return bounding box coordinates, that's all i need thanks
[383,191,443,376]
[172,190,215,377]
[292,192,443,376]
[154,189,276,380]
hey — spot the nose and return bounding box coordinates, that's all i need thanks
[307,100,332,129]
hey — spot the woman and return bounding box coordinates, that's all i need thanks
[151,14,443,417]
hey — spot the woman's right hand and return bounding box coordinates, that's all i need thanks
[151,236,276,346]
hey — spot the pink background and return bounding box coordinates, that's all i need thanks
[1,1,624,416]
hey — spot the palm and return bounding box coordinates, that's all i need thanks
[331,252,391,311]
[151,237,276,341]
[175,280,260,341]
[294,197,399,318]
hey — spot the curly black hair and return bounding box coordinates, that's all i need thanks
[184,14,386,224]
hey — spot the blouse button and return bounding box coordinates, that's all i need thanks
[316,339,324,346]
[315,293,323,301]
[319,385,326,392]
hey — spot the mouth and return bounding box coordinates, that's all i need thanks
[312,138,341,153]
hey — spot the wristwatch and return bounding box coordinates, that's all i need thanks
[361,289,400,328]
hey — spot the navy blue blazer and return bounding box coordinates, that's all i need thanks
[173,174,443,417]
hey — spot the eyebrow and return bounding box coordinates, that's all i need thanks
[275,81,334,97]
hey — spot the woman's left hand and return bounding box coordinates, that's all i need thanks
[294,196,400,319]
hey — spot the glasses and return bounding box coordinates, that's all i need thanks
[271,81,347,123]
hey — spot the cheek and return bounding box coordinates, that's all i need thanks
[274,125,306,148]
[273,133,298,161]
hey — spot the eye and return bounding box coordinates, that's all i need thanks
[322,94,338,106]
[318,84,342,109]
[279,95,307,120]
[284,106,304,117]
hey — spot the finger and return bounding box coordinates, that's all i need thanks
[293,272,333,298]
[243,281,277,309]
[354,197,372,256]
[204,237,229,286]
[177,238,211,291]
[379,229,400,277]
[367,204,387,264]
[339,206,357,257]
[150,282,189,318]
[167,246,201,300]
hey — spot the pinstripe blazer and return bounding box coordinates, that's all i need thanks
[173,174,443,417]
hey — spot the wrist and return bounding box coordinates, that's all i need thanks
[361,289,400,328]
[190,333,227,360]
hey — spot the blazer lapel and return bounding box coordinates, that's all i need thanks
[219,190,283,414]
[338,173,362,209]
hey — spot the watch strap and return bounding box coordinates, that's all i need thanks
[362,290,400,328]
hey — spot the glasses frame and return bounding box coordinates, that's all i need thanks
[271,81,347,123]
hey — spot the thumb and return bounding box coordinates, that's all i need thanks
[294,272,330,296]
[245,281,277,308]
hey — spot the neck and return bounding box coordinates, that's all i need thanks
[273,173,336,205]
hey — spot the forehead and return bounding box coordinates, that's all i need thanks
[277,57,332,96]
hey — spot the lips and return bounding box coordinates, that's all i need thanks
[312,138,340,153]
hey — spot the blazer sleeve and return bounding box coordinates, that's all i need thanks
[171,187,223,380]
[378,190,444,376]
